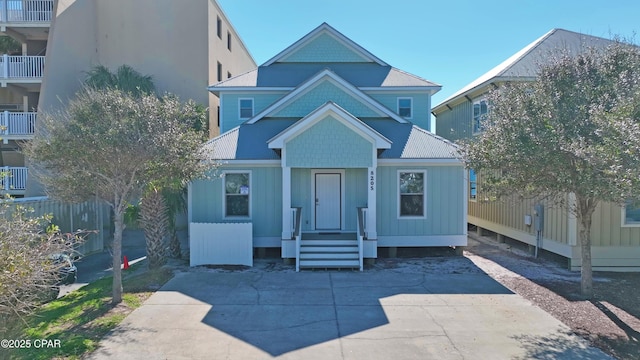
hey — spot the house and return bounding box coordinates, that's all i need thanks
[0,0,255,197]
[188,23,466,270]
[432,29,640,271]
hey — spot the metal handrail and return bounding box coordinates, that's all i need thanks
[356,207,367,271]
[291,207,302,272]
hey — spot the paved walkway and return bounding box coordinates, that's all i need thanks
[88,264,611,359]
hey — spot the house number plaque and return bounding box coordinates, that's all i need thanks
[370,170,375,191]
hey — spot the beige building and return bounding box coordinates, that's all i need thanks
[0,0,256,197]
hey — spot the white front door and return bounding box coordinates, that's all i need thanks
[315,173,341,230]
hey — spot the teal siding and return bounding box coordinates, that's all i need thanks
[286,116,373,168]
[190,167,282,237]
[221,93,287,132]
[273,81,380,118]
[291,168,367,232]
[367,92,431,130]
[434,101,473,141]
[281,33,367,63]
[376,165,464,236]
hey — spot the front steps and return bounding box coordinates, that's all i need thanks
[298,238,360,269]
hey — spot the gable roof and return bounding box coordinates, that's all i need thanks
[268,101,392,149]
[263,23,388,66]
[246,68,409,124]
[433,28,615,113]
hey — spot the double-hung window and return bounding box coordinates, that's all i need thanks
[469,169,477,200]
[398,98,413,119]
[623,200,640,226]
[473,99,489,134]
[398,171,426,218]
[239,98,254,119]
[224,172,251,218]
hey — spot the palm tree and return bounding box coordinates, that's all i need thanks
[139,186,168,269]
[85,64,155,97]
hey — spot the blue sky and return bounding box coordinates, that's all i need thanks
[217,0,639,107]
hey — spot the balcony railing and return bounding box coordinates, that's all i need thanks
[1,166,27,192]
[0,0,53,22]
[1,111,36,136]
[0,55,45,79]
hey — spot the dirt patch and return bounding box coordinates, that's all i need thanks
[466,234,640,360]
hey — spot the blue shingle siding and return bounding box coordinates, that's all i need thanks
[281,33,367,63]
[286,115,373,168]
[221,92,288,133]
[367,92,432,130]
[273,81,380,118]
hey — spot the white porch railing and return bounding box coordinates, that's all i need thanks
[1,111,36,136]
[0,55,45,78]
[0,0,53,22]
[291,207,302,272]
[356,207,367,271]
[1,166,27,191]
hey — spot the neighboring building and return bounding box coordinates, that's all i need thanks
[0,0,255,197]
[189,23,466,270]
[432,29,640,271]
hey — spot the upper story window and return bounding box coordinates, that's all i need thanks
[227,31,232,51]
[398,170,426,218]
[227,72,232,79]
[469,169,477,200]
[473,99,489,134]
[623,200,640,226]
[398,97,413,119]
[224,171,251,218]
[239,98,254,119]
[217,62,222,82]
[216,16,222,39]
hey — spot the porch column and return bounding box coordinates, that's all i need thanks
[367,166,377,239]
[281,166,292,239]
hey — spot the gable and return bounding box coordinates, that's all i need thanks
[272,80,381,118]
[280,32,369,63]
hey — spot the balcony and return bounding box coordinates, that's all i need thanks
[0,55,44,87]
[0,166,27,194]
[0,0,53,23]
[1,111,35,141]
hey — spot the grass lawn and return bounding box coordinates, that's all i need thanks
[7,263,174,360]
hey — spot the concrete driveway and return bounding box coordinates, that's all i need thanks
[88,258,611,360]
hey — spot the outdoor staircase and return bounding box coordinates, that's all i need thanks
[298,233,360,269]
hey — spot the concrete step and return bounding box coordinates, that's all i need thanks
[299,252,359,260]
[299,259,360,268]
[300,240,357,246]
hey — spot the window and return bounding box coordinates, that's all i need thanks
[216,16,222,39]
[239,98,253,119]
[227,31,232,51]
[469,169,477,200]
[398,171,425,218]
[398,98,412,118]
[217,62,222,82]
[224,172,250,218]
[473,99,489,134]
[227,72,232,79]
[623,200,640,226]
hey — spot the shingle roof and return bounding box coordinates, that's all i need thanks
[203,117,459,161]
[210,63,440,90]
[433,28,615,112]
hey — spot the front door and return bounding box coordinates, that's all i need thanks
[315,173,341,230]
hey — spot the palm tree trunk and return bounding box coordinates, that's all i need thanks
[140,188,168,269]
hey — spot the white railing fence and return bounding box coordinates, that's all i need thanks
[0,0,53,22]
[0,166,27,191]
[1,111,36,135]
[0,55,45,78]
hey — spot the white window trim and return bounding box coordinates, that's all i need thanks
[222,170,252,220]
[472,98,489,135]
[238,98,254,120]
[621,203,640,227]
[397,169,427,219]
[397,97,413,119]
[469,169,477,202]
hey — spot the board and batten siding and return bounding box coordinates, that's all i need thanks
[376,165,465,237]
[366,92,431,131]
[291,168,367,232]
[190,166,282,238]
[591,201,640,247]
[434,101,473,141]
[220,92,287,132]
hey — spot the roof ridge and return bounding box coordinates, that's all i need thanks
[209,68,257,88]
[390,66,442,87]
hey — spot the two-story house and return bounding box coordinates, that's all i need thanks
[188,23,466,270]
[432,29,640,271]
